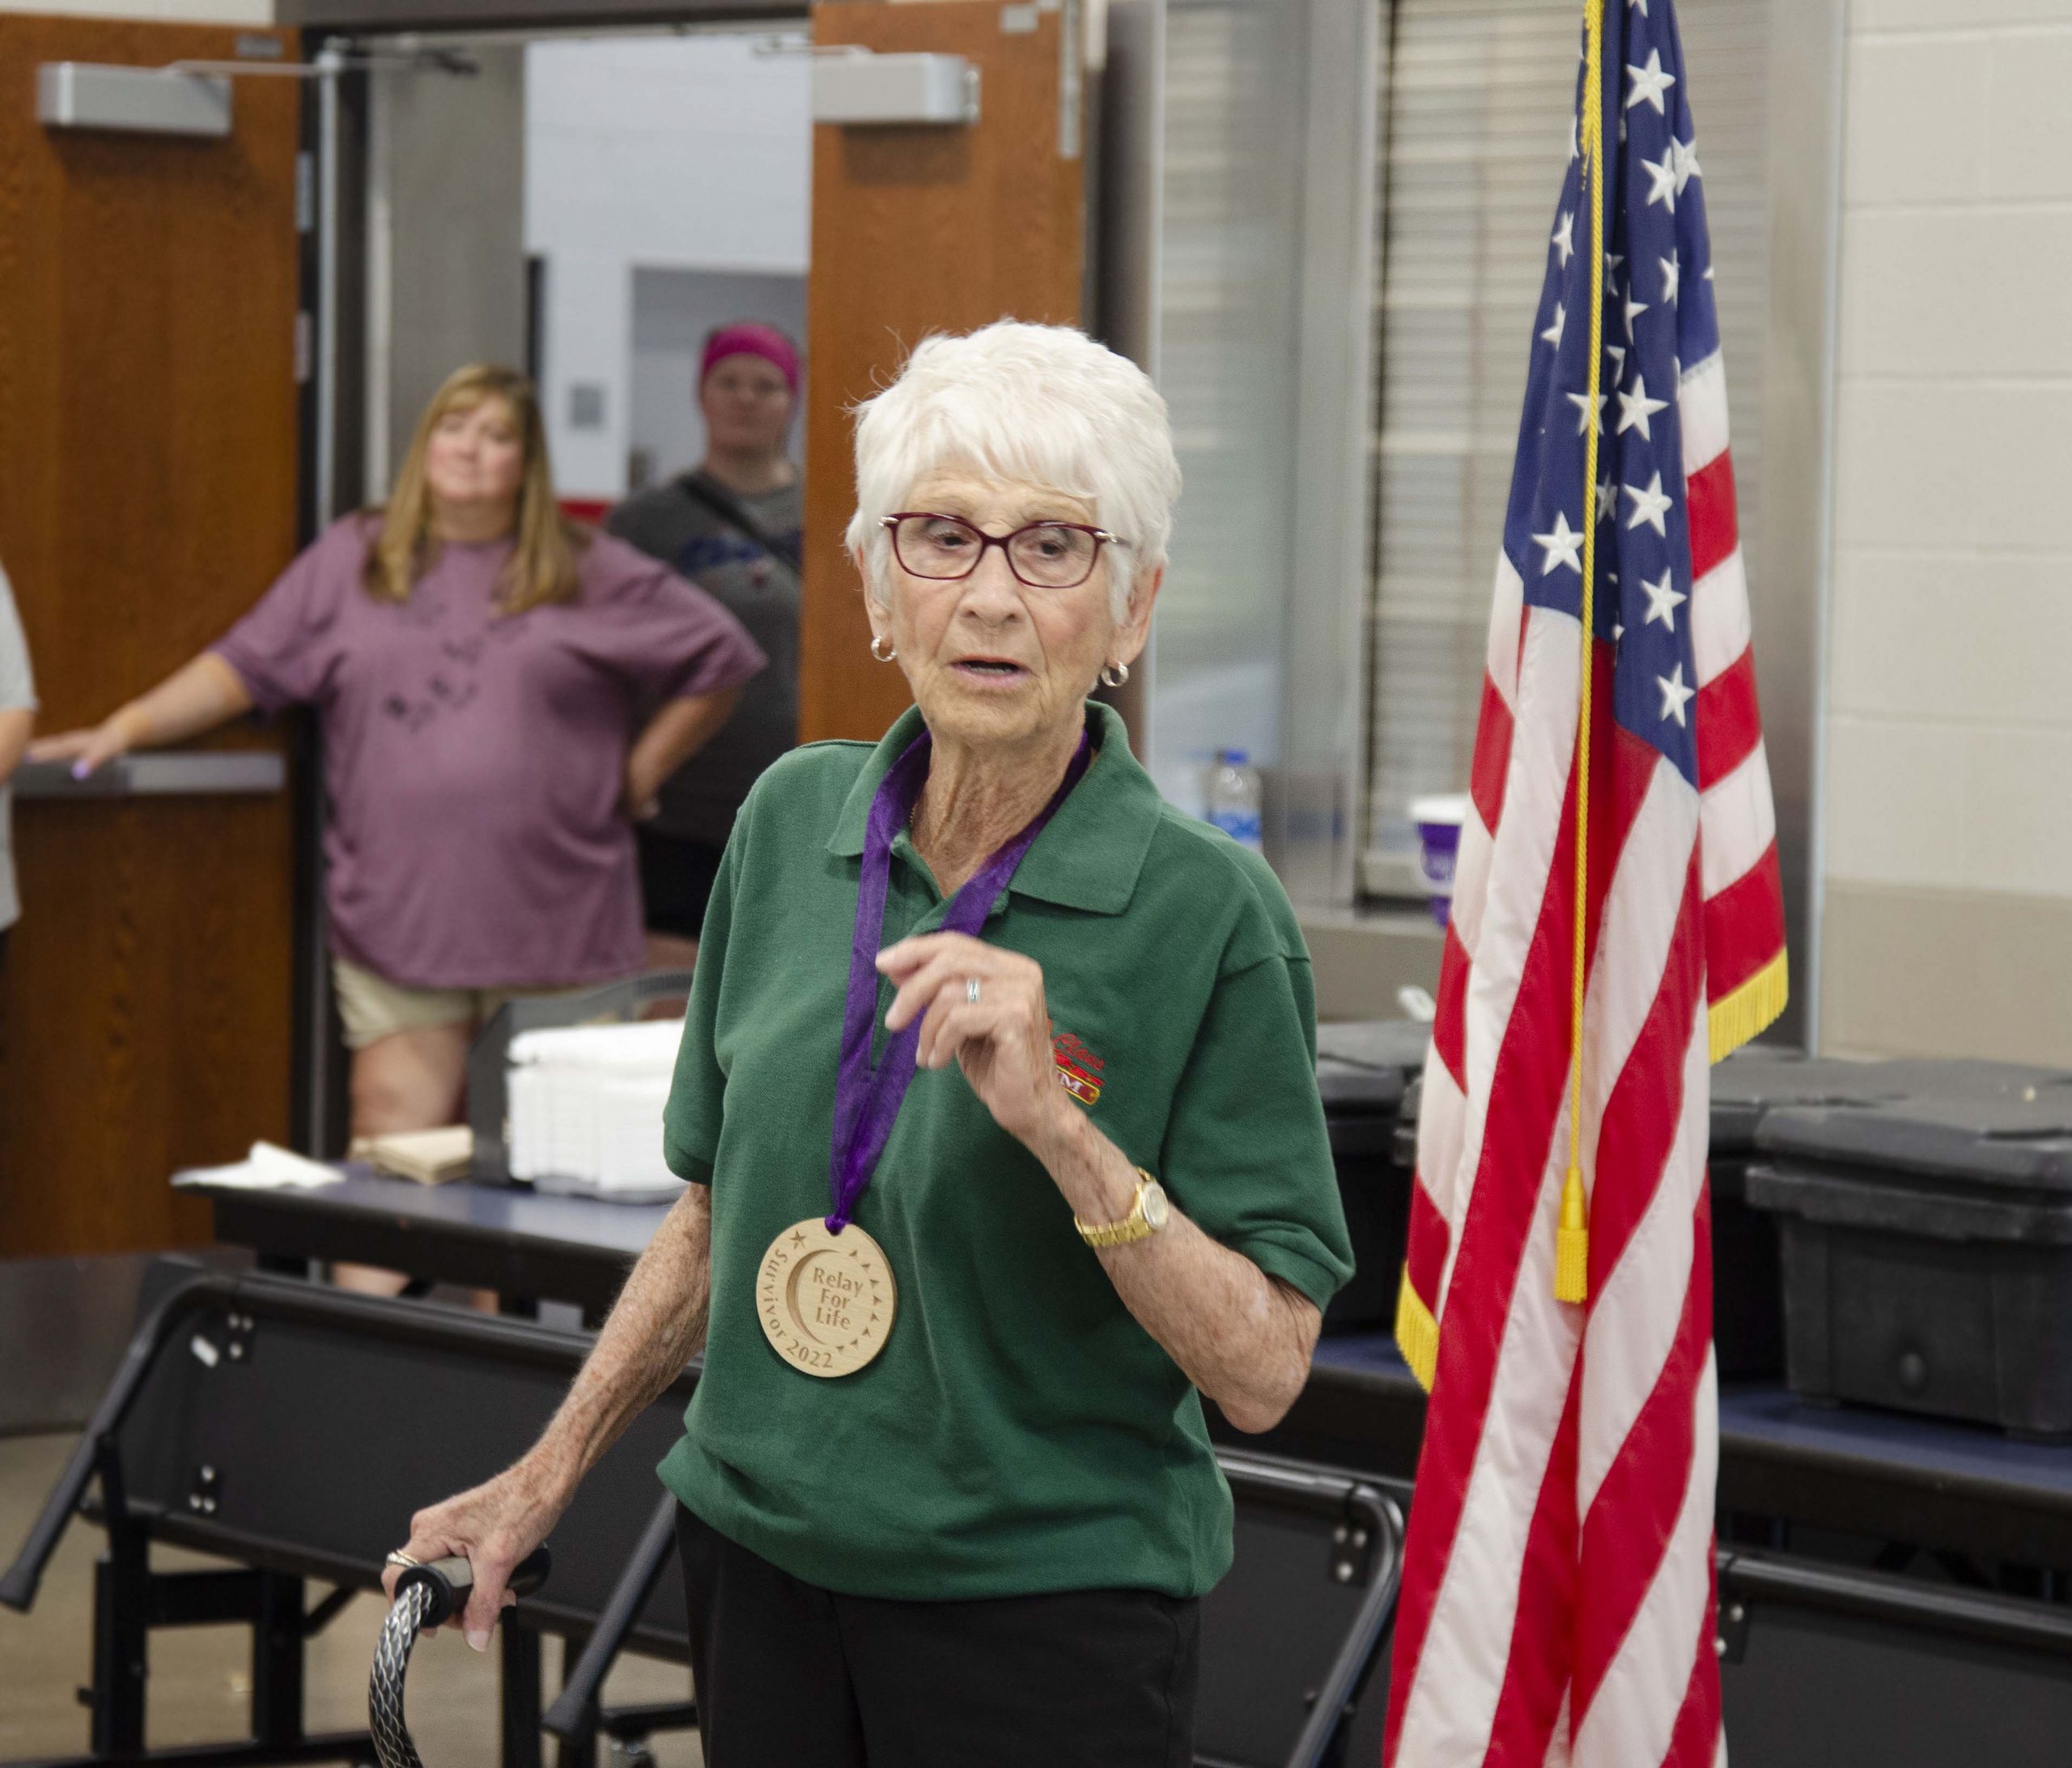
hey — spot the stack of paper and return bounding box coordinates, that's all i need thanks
[352,1124,473,1185]
[507,1020,686,1201]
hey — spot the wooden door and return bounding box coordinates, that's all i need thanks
[0,18,301,1257]
[799,0,1089,743]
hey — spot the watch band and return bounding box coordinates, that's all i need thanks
[1074,1169,1160,1249]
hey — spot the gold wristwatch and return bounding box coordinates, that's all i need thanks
[1074,1169,1170,1249]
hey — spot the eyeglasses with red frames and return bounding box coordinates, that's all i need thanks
[881,512,1127,591]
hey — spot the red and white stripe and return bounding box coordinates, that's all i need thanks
[1386,344,1780,1767]
[1683,353,1785,1013]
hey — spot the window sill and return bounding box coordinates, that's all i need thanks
[1297,906,1444,1024]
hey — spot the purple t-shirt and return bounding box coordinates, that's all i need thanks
[214,516,766,989]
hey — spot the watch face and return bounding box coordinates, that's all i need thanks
[1141,1181,1170,1230]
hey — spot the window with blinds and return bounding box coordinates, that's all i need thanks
[1361,0,1770,894]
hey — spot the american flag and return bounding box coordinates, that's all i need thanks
[1385,3,1787,1766]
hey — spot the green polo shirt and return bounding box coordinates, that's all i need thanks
[656,700,1353,1600]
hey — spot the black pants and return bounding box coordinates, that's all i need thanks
[637,827,726,941]
[675,1506,1199,1768]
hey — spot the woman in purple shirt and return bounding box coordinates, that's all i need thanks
[36,363,764,1194]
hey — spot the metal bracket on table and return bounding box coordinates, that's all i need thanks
[1715,1586,1753,1666]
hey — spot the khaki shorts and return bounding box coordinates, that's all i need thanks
[331,956,554,1052]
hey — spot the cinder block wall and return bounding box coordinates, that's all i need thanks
[1822,0,2072,1062]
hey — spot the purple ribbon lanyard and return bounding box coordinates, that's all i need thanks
[826,728,1093,1232]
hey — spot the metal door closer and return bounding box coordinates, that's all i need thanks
[369,1548,551,1768]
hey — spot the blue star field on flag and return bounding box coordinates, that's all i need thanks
[1501,0,1717,788]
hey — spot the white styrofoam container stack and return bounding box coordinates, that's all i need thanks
[507,1020,687,1199]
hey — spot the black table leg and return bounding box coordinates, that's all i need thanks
[251,1571,307,1746]
[502,1623,544,1768]
[87,1522,149,1757]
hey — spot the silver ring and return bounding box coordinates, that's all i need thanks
[966,977,982,1005]
[384,1550,422,1570]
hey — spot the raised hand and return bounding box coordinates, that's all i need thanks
[877,930,1068,1150]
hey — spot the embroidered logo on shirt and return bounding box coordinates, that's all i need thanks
[1053,1032,1106,1106]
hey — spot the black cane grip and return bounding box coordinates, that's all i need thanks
[509,1545,552,1597]
[398,1545,551,1627]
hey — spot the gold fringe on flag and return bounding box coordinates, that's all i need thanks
[1708,950,1790,1065]
[1395,1267,1440,1393]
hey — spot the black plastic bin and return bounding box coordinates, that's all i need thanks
[1314,1021,1430,1332]
[1392,1043,1923,1378]
[1707,1048,1937,1379]
[1747,1061,2072,1438]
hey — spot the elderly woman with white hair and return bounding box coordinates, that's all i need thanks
[386,322,1352,1766]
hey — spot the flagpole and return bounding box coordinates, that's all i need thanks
[1555,0,1607,1307]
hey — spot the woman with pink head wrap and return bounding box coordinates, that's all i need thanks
[609,320,805,967]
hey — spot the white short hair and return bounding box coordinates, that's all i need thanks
[843,321,1181,620]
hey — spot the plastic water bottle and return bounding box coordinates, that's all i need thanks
[1204,750,1264,852]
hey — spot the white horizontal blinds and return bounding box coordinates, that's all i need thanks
[1364,2,1577,889]
[1362,0,1768,888]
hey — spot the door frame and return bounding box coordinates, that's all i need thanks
[290,6,813,1153]
[293,0,1164,1146]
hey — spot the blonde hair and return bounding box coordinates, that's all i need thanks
[365,363,583,614]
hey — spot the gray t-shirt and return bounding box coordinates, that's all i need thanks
[606,470,801,848]
[0,563,38,933]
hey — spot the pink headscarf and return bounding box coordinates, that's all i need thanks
[701,322,800,395]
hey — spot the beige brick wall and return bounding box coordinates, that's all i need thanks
[1823,0,2072,1061]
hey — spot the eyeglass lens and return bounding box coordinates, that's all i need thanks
[892,515,1100,589]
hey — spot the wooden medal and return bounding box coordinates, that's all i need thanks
[756,1218,898,1379]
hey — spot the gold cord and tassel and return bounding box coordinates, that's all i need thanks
[1554,0,1609,1308]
